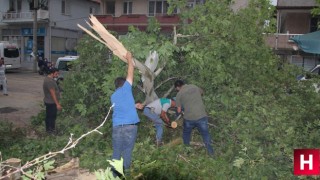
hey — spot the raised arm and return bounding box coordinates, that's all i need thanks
[125,51,134,85]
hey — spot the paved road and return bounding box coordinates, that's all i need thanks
[0,70,44,128]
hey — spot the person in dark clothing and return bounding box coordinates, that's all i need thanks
[43,68,62,133]
[38,57,45,75]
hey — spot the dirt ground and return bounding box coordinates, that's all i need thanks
[0,70,43,127]
[0,70,96,180]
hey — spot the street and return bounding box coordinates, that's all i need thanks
[0,70,43,128]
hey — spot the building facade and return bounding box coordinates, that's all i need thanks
[0,0,100,70]
[97,0,320,70]
[265,0,319,70]
[96,0,205,34]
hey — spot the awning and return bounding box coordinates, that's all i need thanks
[290,31,320,55]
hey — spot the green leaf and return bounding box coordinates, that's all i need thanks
[43,160,55,171]
[107,158,125,178]
[233,158,245,168]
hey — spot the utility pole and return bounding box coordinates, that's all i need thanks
[32,0,38,72]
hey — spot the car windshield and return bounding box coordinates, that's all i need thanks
[57,61,70,71]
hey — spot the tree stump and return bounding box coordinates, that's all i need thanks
[1,158,21,180]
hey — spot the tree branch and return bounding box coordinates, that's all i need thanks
[155,77,179,91]
[136,84,145,93]
[154,60,167,77]
[0,105,114,180]
[162,85,174,98]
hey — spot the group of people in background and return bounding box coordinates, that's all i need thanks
[38,57,54,75]
[110,51,214,176]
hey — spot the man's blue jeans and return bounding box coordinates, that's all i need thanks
[183,117,214,155]
[143,108,163,142]
[112,124,138,170]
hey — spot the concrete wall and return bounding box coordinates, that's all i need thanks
[49,0,100,30]
[277,0,316,7]
[0,1,10,12]
[133,0,148,15]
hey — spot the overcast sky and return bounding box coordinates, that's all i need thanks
[271,0,277,5]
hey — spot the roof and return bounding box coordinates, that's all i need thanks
[290,31,320,54]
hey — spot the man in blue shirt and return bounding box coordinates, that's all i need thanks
[111,51,139,172]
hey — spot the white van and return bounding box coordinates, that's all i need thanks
[55,56,79,79]
[0,41,21,69]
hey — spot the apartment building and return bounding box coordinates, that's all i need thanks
[96,0,320,70]
[265,0,319,70]
[96,0,205,34]
[0,0,100,69]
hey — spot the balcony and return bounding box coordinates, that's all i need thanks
[264,33,302,52]
[95,14,180,33]
[1,9,49,24]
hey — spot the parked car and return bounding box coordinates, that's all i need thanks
[54,56,79,92]
[55,56,79,79]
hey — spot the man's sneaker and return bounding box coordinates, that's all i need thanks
[4,94,8,96]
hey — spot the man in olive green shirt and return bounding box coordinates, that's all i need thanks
[174,80,214,156]
[43,68,62,133]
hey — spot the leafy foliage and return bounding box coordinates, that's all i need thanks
[22,160,55,180]
[2,0,320,179]
[95,158,125,180]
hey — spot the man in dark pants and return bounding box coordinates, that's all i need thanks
[43,68,62,133]
[174,80,214,156]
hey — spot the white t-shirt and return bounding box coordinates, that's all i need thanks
[146,98,171,115]
[0,65,6,80]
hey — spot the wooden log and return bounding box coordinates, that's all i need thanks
[47,158,79,180]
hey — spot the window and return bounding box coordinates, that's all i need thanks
[89,7,96,14]
[61,0,70,15]
[106,1,115,15]
[123,1,132,15]
[148,1,169,16]
[58,61,70,71]
[17,0,22,12]
[310,17,319,32]
[9,0,15,11]
[4,48,19,58]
